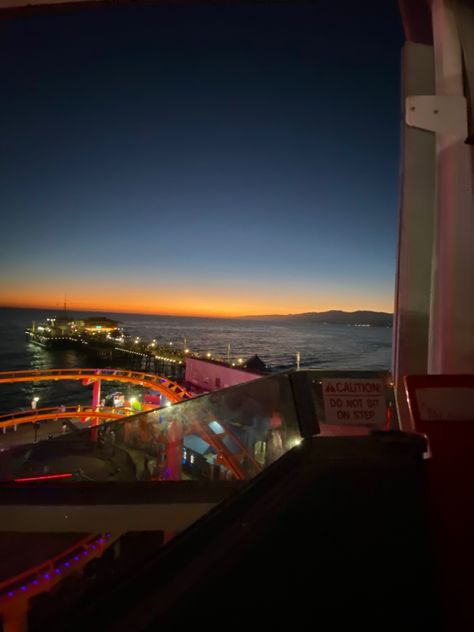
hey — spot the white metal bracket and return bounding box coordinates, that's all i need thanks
[405,95,468,139]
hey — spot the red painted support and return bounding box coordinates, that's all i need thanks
[91,378,101,410]
[165,418,183,481]
[405,375,474,630]
[90,378,101,442]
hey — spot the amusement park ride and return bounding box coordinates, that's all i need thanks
[0,368,260,481]
[0,0,473,631]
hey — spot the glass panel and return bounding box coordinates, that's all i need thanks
[0,371,301,483]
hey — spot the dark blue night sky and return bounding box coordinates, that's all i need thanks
[0,1,404,316]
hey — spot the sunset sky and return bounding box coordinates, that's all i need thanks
[0,1,403,317]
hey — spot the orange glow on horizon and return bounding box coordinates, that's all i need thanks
[0,292,394,317]
[0,274,394,317]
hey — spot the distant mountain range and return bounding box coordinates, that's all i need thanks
[240,310,393,327]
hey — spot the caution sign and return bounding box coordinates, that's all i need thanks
[321,378,386,425]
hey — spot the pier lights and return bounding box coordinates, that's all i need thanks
[238,358,243,364]
[184,348,190,354]
[151,340,156,347]
[206,352,211,358]
[31,396,40,410]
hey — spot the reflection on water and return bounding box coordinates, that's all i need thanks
[0,307,391,413]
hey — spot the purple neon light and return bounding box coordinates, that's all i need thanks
[32,580,39,585]
[44,574,49,579]
[64,562,70,567]
[21,586,26,591]
[74,556,79,561]
[8,592,13,597]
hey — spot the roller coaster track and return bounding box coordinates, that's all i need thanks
[186,417,262,481]
[0,406,137,428]
[0,368,192,403]
[0,369,262,481]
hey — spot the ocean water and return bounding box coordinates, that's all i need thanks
[0,307,392,413]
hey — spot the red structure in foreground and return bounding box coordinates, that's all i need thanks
[405,375,474,630]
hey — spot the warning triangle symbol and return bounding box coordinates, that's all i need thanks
[325,383,336,393]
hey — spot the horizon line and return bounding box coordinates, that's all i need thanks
[0,303,394,319]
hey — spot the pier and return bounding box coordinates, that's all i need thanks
[25,317,270,384]
[25,322,186,380]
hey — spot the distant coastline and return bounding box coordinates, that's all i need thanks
[0,306,393,326]
[239,310,393,327]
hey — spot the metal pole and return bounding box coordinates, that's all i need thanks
[392,41,435,428]
[428,0,474,372]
